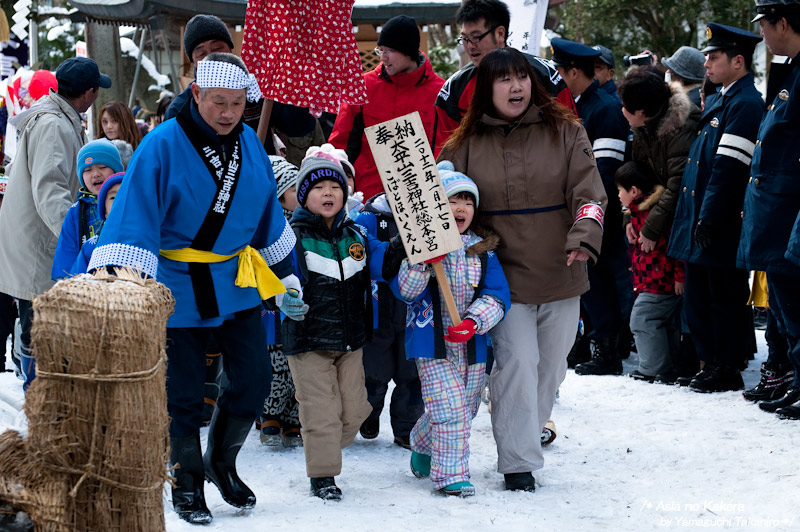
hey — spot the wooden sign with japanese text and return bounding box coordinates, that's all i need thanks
[365,112,463,265]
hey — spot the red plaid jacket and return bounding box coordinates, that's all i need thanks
[629,187,684,295]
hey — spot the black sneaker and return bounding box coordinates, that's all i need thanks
[359,419,379,439]
[689,365,744,393]
[629,370,655,383]
[742,363,795,402]
[310,477,342,501]
[504,472,535,492]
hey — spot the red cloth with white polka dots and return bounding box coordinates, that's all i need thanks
[241,0,368,117]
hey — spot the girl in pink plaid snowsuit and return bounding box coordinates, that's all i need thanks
[391,161,510,497]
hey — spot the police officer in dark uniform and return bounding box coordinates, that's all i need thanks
[551,39,633,375]
[667,23,765,393]
[739,0,800,418]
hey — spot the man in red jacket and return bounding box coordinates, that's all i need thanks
[431,0,576,156]
[329,15,445,200]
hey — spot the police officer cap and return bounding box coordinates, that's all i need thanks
[550,38,601,70]
[701,22,762,54]
[753,0,800,22]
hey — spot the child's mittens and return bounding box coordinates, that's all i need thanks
[444,318,477,343]
[279,289,309,321]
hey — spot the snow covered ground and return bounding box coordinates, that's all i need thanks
[2,332,799,531]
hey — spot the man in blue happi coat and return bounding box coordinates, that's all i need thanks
[89,53,304,524]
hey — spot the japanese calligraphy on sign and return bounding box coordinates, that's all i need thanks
[365,112,463,264]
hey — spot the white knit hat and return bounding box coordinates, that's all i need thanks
[437,160,479,207]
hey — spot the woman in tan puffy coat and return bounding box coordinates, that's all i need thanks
[439,47,606,492]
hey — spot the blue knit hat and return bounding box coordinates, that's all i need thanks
[438,161,479,207]
[77,139,123,187]
[97,172,124,220]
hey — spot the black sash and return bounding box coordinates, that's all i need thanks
[176,102,244,319]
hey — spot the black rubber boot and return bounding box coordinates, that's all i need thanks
[759,386,800,413]
[203,409,257,509]
[170,434,212,525]
[574,337,622,375]
[742,363,795,402]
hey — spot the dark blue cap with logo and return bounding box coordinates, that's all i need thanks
[550,38,601,69]
[753,0,800,22]
[700,22,762,54]
[55,57,112,94]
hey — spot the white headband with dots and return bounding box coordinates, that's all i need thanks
[196,60,262,102]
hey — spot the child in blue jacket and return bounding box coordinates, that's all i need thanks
[51,139,123,279]
[70,172,124,274]
[392,161,510,497]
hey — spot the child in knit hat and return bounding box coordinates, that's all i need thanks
[281,151,406,500]
[304,144,363,218]
[51,139,123,279]
[70,171,124,275]
[256,155,302,448]
[391,161,510,497]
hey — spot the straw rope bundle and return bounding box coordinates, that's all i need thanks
[0,268,175,531]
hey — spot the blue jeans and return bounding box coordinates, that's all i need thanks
[630,293,681,376]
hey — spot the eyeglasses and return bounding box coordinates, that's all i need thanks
[374,47,395,57]
[456,27,497,46]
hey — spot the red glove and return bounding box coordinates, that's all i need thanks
[444,319,477,343]
[424,255,446,264]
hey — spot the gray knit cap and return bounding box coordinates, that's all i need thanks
[662,46,706,83]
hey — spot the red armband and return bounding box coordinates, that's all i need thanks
[575,203,605,229]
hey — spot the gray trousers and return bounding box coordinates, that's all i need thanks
[489,298,579,474]
[629,293,681,376]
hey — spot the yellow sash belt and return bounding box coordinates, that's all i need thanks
[159,246,285,300]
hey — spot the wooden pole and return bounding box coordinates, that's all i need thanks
[431,261,461,326]
[256,98,274,146]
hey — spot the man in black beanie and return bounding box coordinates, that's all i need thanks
[165,14,316,153]
[328,14,445,452]
[376,14,420,60]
